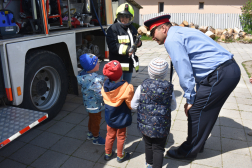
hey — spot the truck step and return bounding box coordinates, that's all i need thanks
[0,106,48,149]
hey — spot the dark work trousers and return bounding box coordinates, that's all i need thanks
[178,60,241,157]
[142,134,167,168]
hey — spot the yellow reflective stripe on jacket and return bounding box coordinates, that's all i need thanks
[134,62,139,71]
[118,35,130,43]
[135,65,139,71]
[119,44,128,55]
[120,63,130,71]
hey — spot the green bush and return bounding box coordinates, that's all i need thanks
[240,0,252,34]
[141,35,152,40]
[214,36,220,41]
[132,22,140,30]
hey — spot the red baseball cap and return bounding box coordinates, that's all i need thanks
[103,60,123,81]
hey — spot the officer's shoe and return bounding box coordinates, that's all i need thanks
[146,163,153,168]
[199,146,204,153]
[166,149,196,160]
[117,152,130,163]
[93,136,105,145]
[104,150,114,161]
[199,143,205,153]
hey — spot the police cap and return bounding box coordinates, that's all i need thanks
[144,15,171,33]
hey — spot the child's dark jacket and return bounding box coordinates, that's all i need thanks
[137,79,173,138]
[101,79,134,129]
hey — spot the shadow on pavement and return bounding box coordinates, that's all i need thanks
[174,90,182,98]
[163,116,252,168]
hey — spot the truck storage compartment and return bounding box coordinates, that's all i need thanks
[0,0,108,37]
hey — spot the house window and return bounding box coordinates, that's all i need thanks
[159,2,164,13]
[199,2,204,9]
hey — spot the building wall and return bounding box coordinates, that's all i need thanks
[133,6,140,24]
[135,0,247,15]
[112,1,119,21]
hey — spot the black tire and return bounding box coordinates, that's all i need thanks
[22,50,68,120]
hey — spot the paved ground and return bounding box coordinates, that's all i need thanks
[0,41,252,168]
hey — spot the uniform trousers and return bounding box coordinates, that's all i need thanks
[143,134,167,168]
[178,59,241,157]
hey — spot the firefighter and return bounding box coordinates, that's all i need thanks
[106,3,142,83]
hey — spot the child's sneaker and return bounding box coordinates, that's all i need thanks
[117,152,130,163]
[146,163,153,168]
[87,132,94,140]
[104,150,114,161]
[92,136,105,145]
[87,132,100,140]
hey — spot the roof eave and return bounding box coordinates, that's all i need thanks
[126,0,143,9]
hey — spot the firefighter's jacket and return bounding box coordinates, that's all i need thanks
[106,22,140,73]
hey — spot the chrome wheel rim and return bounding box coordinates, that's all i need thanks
[30,66,61,110]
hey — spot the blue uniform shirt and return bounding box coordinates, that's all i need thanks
[164,26,233,104]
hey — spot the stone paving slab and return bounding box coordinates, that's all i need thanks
[9,144,47,165]
[30,150,69,168]
[0,41,252,168]
[0,159,27,168]
[61,157,95,168]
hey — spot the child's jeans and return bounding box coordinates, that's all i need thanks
[142,134,167,168]
[105,125,127,158]
[88,112,102,137]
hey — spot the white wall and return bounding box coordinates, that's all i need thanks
[135,0,247,15]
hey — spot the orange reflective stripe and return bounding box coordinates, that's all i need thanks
[41,0,49,34]
[17,86,21,96]
[105,51,109,59]
[5,88,13,101]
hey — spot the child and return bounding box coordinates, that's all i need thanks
[131,58,177,168]
[77,53,105,145]
[101,60,134,163]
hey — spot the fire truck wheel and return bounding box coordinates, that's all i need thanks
[22,50,68,120]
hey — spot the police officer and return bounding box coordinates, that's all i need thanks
[106,3,141,83]
[144,15,241,159]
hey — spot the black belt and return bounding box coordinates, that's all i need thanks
[210,58,235,75]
